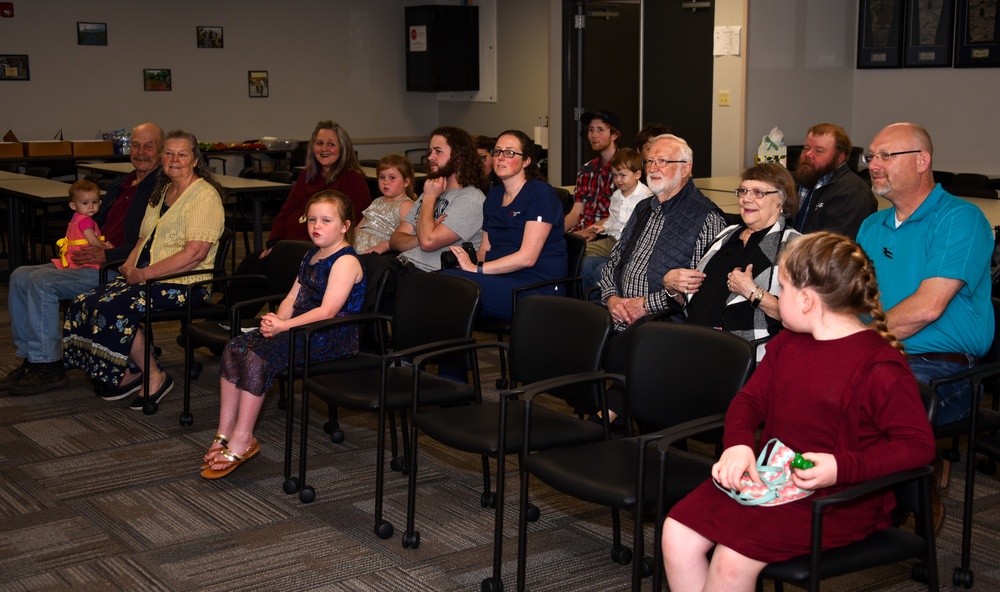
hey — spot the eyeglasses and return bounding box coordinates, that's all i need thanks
[861,150,921,164]
[643,158,688,169]
[490,148,525,158]
[735,187,780,199]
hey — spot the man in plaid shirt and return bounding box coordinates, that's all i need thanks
[565,110,620,235]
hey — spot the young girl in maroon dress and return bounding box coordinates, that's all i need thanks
[201,191,366,479]
[662,231,936,591]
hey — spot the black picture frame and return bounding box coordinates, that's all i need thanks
[955,0,1000,67]
[143,69,172,92]
[858,0,905,68]
[904,0,955,67]
[248,71,269,98]
[0,55,30,80]
[196,26,224,49]
[77,22,107,46]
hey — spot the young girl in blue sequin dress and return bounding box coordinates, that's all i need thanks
[202,190,366,479]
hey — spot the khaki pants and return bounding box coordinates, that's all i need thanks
[584,236,617,258]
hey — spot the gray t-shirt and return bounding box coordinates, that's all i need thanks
[401,185,485,272]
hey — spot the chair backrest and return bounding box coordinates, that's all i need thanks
[238,167,256,178]
[269,170,295,184]
[625,322,753,429]
[25,166,52,178]
[947,185,998,199]
[265,240,314,295]
[84,173,104,183]
[391,273,481,351]
[951,173,988,188]
[552,185,573,216]
[932,170,955,185]
[213,228,234,275]
[509,295,612,388]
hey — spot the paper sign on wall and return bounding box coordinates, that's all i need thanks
[409,26,427,52]
[714,26,741,56]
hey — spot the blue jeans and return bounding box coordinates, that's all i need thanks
[8,263,101,364]
[909,354,977,427]
[581,256,608,300]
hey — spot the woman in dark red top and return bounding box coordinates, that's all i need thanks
[233,120,370,301]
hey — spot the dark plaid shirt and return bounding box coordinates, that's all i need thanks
[572,156,615,230]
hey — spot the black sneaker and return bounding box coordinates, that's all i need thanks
[9,362,69,396]
[129,375,174,410]
[0,360,35,392]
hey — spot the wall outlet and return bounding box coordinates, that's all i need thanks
[718,90,730,107]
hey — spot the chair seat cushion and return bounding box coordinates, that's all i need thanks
[760,528,926,583]
[523,442,713,508]
[153,303,228,323]
[413,400,604,455]
[305,367,476,412]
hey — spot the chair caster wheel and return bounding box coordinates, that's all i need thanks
[481,492,496,508]
[912,562,928,583]
[330,429,345,444]
[611,546,632,565]
[390,457,403,472]
[481,577,504,592]
[495,378,509,390]
[375,520,394,539]
[277,397,287,411]
[977,458,998,475]
[282,477,299,494]
[402,530,421,549]
[299,486,315,504]
[323,421,332,434]
[953,566,974,588]
[179,413,193,426]
[526,503,540,522]
[153,346,162,357]
[641,556,654,578]
[143,401,158,415]
[941,449,961,463]
[189,368,202,381]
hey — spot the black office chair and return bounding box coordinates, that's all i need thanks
[476,231,587,388]
[24,166,52,178]
[516,322,753,592]
[403,295,612,592]
[404,148,429,173]
[758,383,939,592]
[951,173,989,189]
[179,240,314,425]
[268,170,294,184]
[98,229,234,415]
[933,171,955,186]
[287,273,482,541]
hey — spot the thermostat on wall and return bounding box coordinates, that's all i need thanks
[0,3,13,18]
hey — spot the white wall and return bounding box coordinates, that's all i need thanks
[743,0,1000,176]
[711,0,748,177]
[0,0,552,165]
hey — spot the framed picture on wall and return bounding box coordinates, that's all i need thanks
[248,71,269,98]
[904,0,955,67]
[143,69,172,92]
[196,26,224,48]
[0,55,30,80]
[77,22,108,46]
[955,0,1000,67]
[858,0,904,68]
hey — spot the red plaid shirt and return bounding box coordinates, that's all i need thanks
[572,156,615,230]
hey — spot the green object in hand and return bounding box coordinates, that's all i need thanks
[791,453,814,469]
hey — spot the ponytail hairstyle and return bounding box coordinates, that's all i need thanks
[299,190,356,246]
[780,231,904,353]
[375,154,418,200]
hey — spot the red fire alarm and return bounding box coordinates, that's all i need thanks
[0,3,13,18]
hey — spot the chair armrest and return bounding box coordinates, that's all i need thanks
[651,413,730,454]
[411,340,508,368]
[145,266,227,286]
[100,258,126,284]
[384,336,476,367]
[808,465,932,512]
[517,372,625,443]
[929,361,1000,388]
[511,276,583,307]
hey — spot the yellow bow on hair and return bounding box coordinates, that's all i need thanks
[56,235,105,267]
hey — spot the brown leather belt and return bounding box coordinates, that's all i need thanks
[916,352,978,365]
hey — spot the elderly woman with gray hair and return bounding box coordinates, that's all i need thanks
[682,163,801,359]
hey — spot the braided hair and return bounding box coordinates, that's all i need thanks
[780,231,904,353]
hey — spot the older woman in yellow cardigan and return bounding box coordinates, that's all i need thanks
[64,130,225,409]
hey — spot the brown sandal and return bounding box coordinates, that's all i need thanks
[201,433,229,470]
[201,439,260,480]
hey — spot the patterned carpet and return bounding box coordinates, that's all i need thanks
[1,278,1000,591]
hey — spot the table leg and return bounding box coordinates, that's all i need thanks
[6,195,24,271]
[253,194,265,253]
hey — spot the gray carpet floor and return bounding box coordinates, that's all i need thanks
[1,276,999,591]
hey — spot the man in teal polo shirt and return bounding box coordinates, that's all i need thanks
[857,122,994,427]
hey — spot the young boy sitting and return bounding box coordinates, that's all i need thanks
[581,147,652,290]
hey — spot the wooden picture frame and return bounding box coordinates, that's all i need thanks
[955,0,1000,67]
[77,22,107,46]
[904,0,955,67]
[858,0,905,68]
[0,55,30,80]
[196,26,224,49]
[143,69,172,92]
[248,71,269,98]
